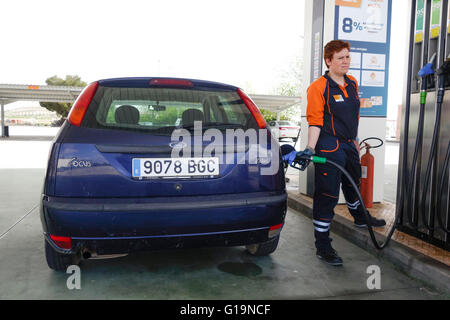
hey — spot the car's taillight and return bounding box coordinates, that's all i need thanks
[68,82,99,127]
[49,234,72,249]
[237,88,267,129]
[279,127,287,131]
[149,78,194,87]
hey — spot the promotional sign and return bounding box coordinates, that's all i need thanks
[448,2,450,33]
[334,0,392,117]
[430,0,442,39]
[415,0,425,43]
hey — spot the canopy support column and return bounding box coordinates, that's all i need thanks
[1,101,5,137]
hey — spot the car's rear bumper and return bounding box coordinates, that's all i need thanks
[279,130,300,139]
[41,191,287,254]
[45,227,275,255]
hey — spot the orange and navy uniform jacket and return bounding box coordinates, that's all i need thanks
[306,71,360,141]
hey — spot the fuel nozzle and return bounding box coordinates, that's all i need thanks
[418,52,437,78]
[280,144,326,171]
[436,54,450,76]
[436,54,450,103]
[417,53,437,103]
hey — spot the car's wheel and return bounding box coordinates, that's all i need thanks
[246,235,280,256]
[45,240,79,271]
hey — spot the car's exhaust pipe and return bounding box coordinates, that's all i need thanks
[82,249,92,260]
[81,248,127,260]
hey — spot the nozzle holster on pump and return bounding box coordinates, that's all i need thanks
[436,56,450,103]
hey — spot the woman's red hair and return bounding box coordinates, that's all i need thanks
[324,40,350,68]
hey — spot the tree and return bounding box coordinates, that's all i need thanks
[271,53,303,124]
[260,108,290,123]
[40,75,87,118]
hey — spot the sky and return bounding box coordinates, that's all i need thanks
[0,0,304,92]
[0,0,407,120]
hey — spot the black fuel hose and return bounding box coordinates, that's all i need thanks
[419,76,444,231]
[287,154,394,250]
[359,137,383,149]
[404,53,437,227]
[419,57,450,232]
[436,141,450,233]
[324,158,394,250]
[418,107,440,231]
[404,94,426,226]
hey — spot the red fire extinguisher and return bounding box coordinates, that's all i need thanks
[360,143,374,208]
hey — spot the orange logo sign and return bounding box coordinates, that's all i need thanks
[336,0,362,8]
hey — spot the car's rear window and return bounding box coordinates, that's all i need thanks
[278,121,293,126]
[81,86,258,135]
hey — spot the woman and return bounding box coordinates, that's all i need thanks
[298,40,386,266]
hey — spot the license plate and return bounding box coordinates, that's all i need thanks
[132,157,219,178]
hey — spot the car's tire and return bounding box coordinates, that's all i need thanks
[45,240,79,271]
[245,235,280,256]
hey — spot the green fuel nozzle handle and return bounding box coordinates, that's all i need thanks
[292,155,327,169]
[312,156,327,164]
[296,155,326,162]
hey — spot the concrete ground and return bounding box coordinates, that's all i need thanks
[0,127,447,299]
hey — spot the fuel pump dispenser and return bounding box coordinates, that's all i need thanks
[420,55,450,232]
[404,52,436,228]
[397,0,450,250]
[434,55,450,234]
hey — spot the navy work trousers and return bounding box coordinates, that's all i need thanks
[312,134,365,250]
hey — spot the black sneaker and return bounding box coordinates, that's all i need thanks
[316,248,343,266]
[354,215,386,228]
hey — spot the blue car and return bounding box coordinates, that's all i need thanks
[40,77,287,270]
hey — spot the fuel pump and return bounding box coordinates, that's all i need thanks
[420,54,450,233]
[396,0,450,250]
[405,53,436,227]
